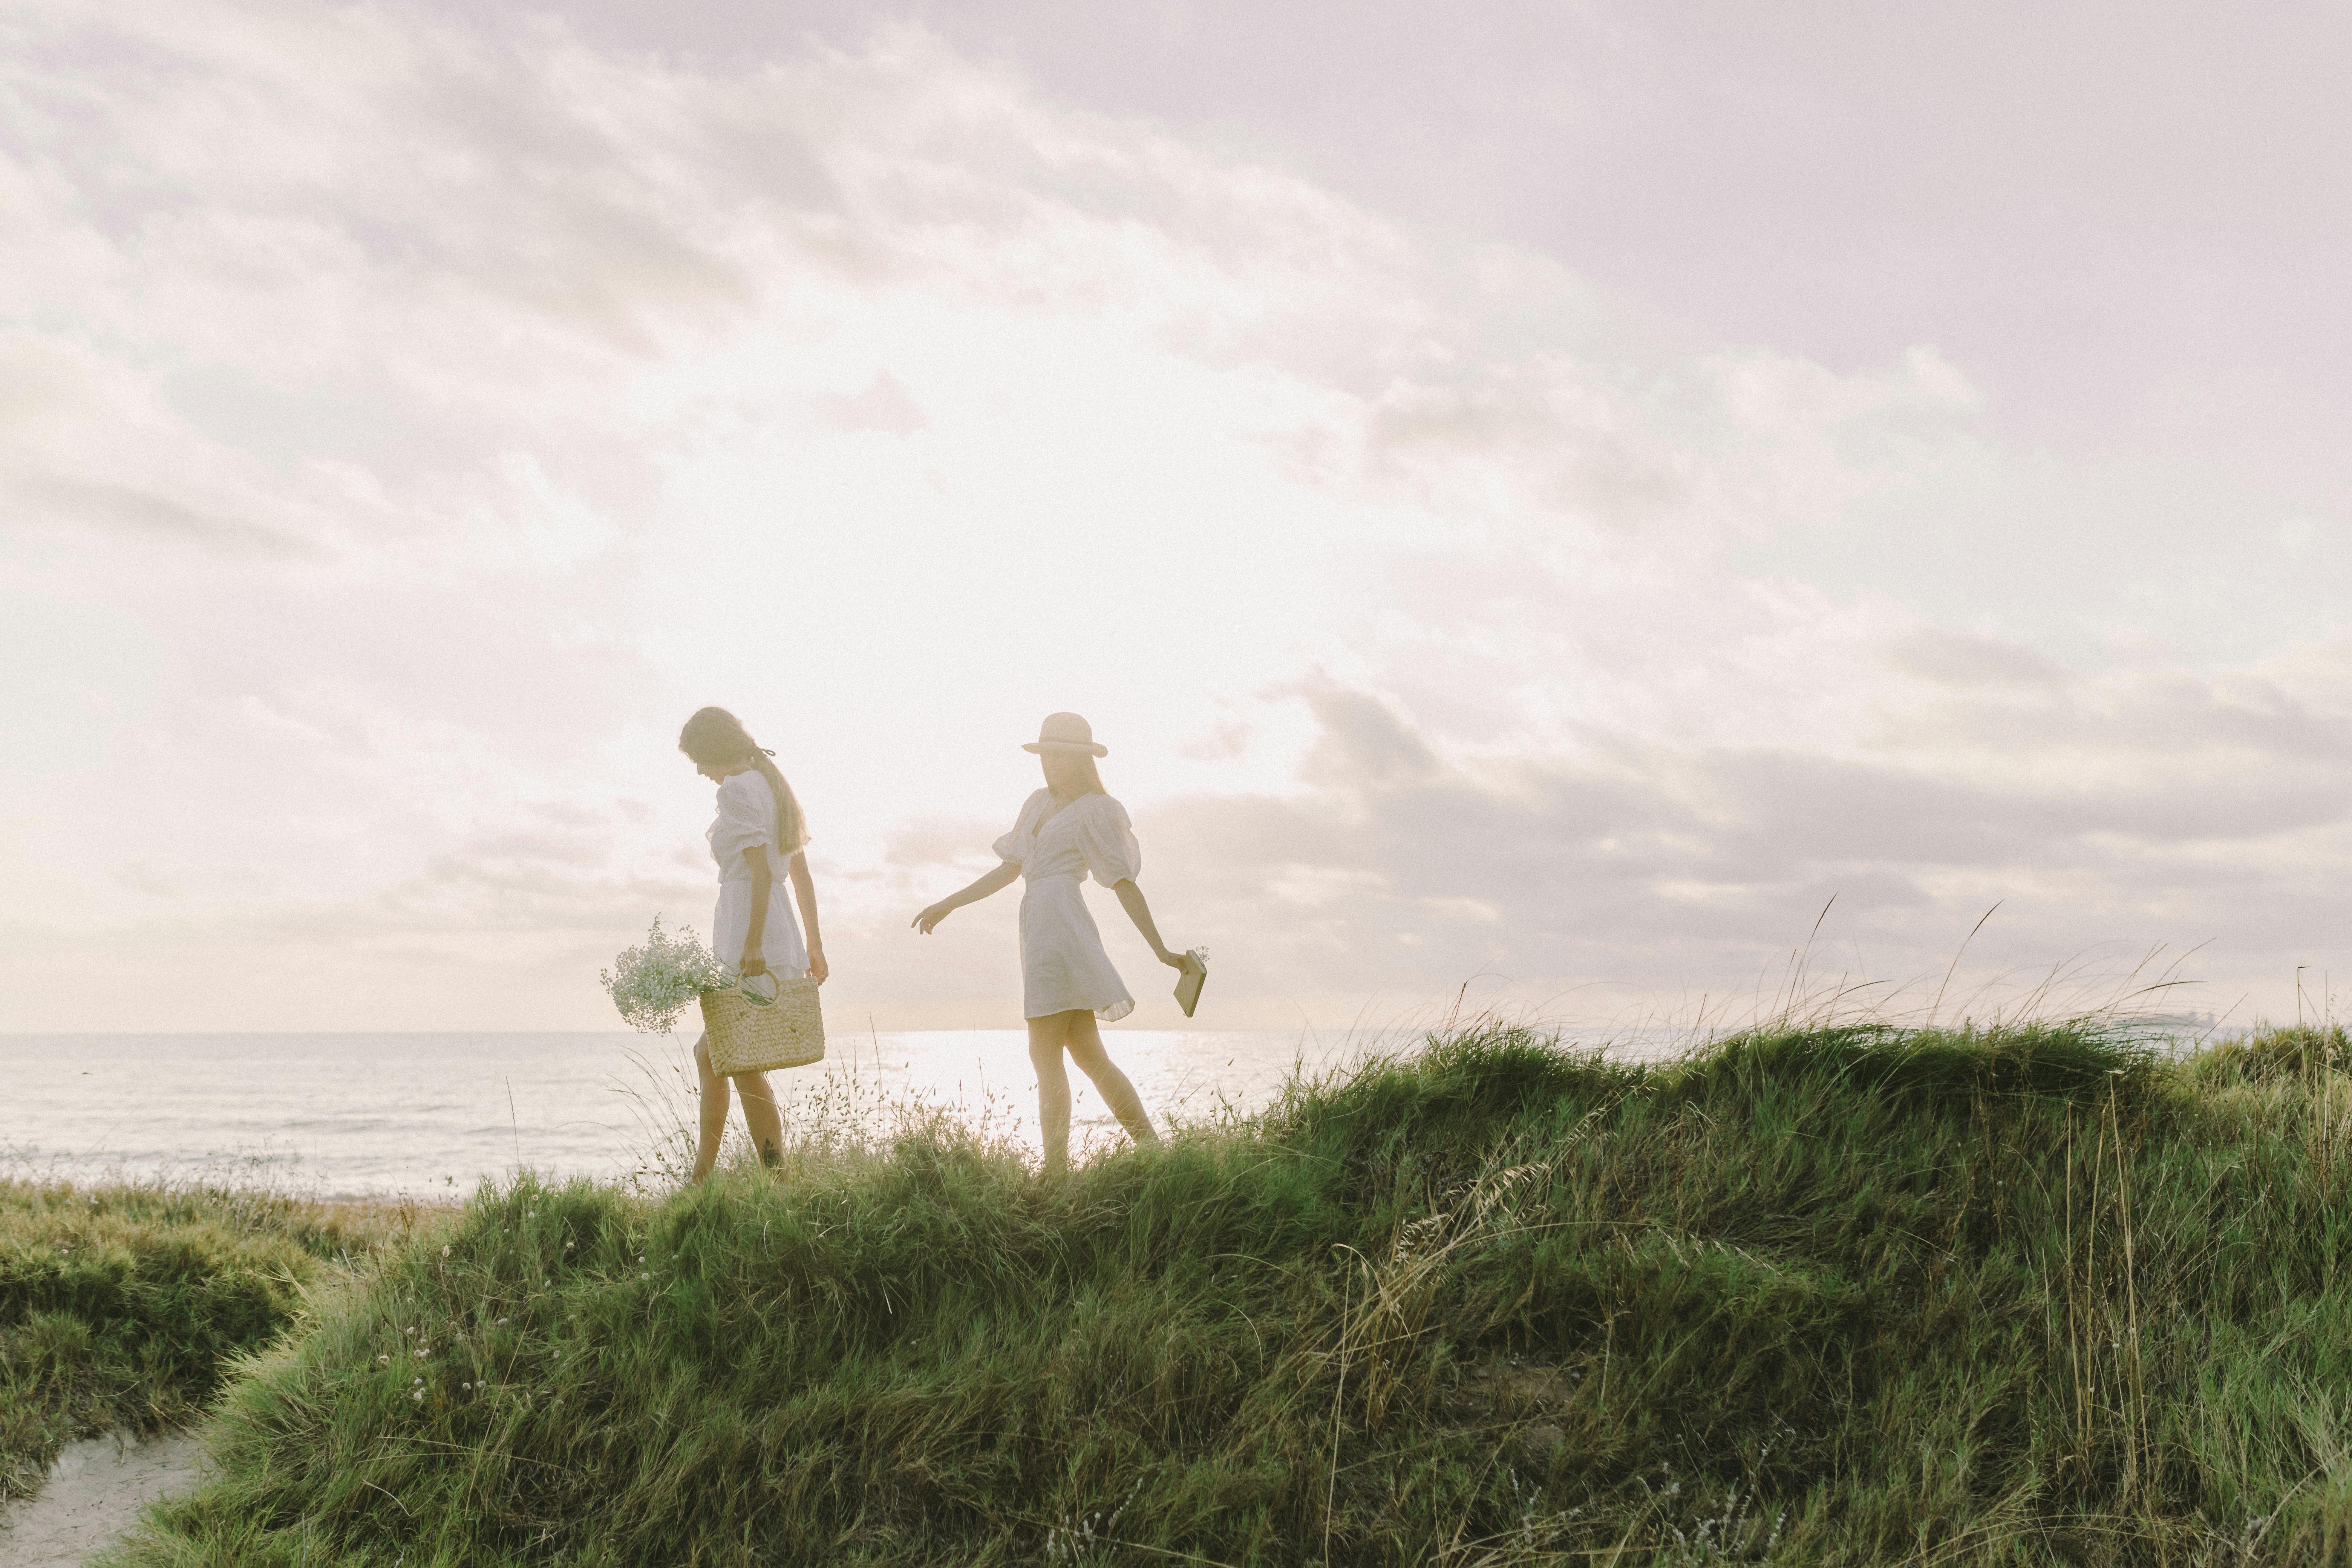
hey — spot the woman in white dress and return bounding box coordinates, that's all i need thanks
[913,712,1196,1175]
[678,706,828,1181]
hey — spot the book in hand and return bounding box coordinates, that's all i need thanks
[1173,948,1208,1018]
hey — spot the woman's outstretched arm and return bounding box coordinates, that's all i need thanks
[789,852,827,983]
[1112,880,1194,971]
[913,862,1021,934]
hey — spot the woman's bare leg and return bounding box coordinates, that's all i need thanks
[735,1071,784,1168]
[1065,1012,1158,1148]
[692,1034,730,1182]
[1028,1013,1075,1175]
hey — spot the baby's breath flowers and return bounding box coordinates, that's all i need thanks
[600,917,728,1033]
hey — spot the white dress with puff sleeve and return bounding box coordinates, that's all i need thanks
[993,789,1142,1021]
[708,771,809,980]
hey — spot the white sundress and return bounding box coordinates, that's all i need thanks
[708,771,809,981]
[994,789,1143,1022]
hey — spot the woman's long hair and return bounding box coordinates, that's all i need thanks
[678,707,808,855]
[1044,752,1105,799]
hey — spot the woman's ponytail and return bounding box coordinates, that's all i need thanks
[749,749,808,854]
[678,706,808,856]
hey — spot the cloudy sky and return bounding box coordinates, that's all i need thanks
[4,0,2349,1033]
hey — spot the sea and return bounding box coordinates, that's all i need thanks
[0,1028,1435,1199]
[2,1014,2219,1199]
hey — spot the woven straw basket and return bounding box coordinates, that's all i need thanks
[701,978,825,1075]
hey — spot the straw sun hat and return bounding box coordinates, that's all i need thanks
[1023,712,1109,756]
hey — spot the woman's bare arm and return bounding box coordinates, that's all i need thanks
[913,862,1021,934]
[740,845,772,975]
[1113,879,1192,969]
[787,852,827,983]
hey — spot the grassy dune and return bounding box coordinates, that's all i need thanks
[35,1022,2352,1564]
[0,1179,431,1500]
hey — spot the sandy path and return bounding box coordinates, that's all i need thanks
[0,1432,204,1567]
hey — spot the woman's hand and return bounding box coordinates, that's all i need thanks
[910,865,1015,937]
[805,942,829,985]
[739,946,768,978]
[1158,947,1197,971]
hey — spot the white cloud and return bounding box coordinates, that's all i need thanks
[2,3,2346,1031]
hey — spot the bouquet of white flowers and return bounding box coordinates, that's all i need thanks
[601,917,727,1034]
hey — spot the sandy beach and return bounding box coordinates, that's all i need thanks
[0,1432,204,1568]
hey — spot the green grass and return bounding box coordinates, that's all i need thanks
[78,1023,2352,1563]
[0,1177,428,1499]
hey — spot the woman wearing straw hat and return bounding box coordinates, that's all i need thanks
[913,712,1196,1175]
[679,706,827,1181]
